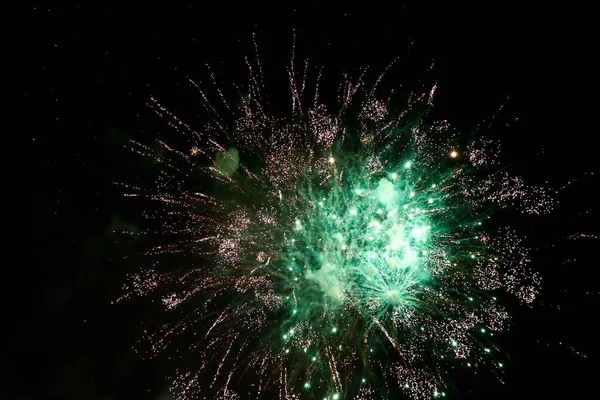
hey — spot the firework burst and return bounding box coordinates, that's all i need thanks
[116,42,553,399]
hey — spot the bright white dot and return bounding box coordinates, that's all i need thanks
[391,172,397,179]
[328,157,335,164]
[450,150,458,158]
[405,161,412,168]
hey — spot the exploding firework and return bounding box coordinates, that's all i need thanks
[115,41,554,399]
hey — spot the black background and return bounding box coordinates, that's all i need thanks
[24,2,597,399]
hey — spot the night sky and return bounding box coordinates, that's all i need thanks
[25,2,597,399]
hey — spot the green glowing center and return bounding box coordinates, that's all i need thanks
[288,171,437,318]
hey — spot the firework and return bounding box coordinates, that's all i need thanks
[116,43,553,399]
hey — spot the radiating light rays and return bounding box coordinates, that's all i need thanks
[116,43,555,400]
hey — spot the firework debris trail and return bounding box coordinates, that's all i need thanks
[115,38,558,400]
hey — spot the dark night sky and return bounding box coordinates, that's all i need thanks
[24,2,597,399]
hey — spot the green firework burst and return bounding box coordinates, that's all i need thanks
[117,55,551,400]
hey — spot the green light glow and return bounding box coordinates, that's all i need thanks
[288,173,436,321]
[265,136,512,397]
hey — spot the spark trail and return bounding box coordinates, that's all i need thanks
[116,44,553,400]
